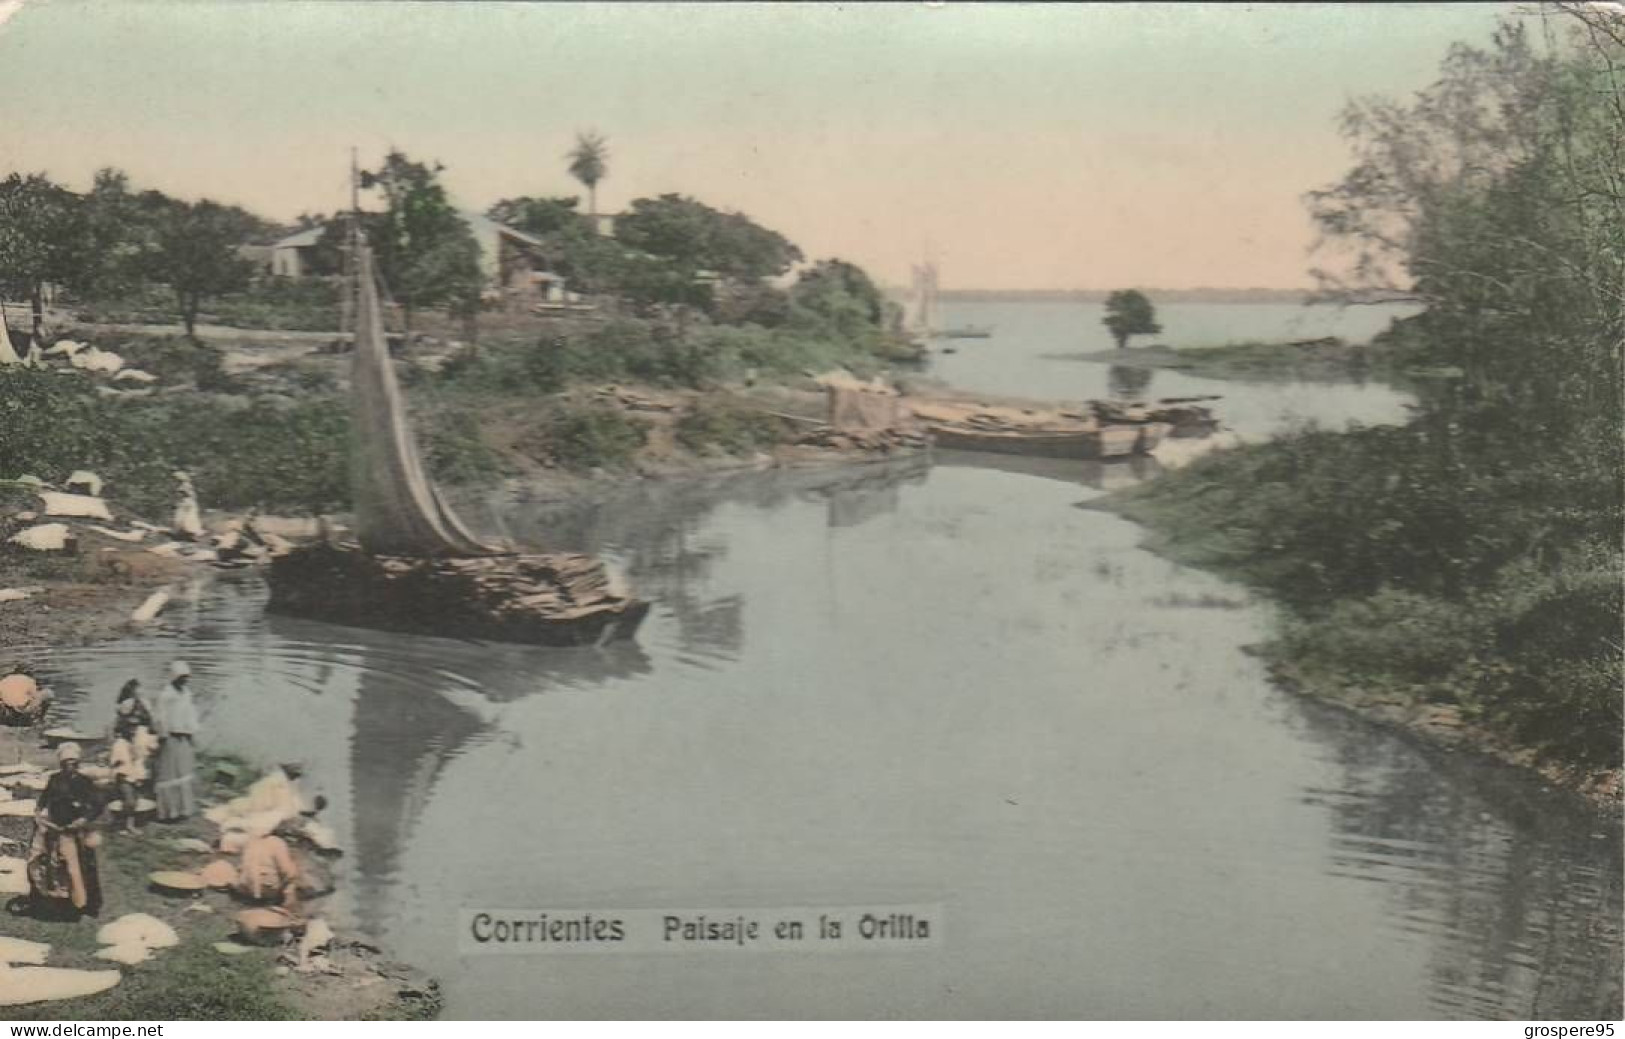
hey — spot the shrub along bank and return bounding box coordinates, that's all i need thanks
[1109,392,1621,780]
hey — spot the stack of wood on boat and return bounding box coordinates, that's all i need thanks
[913,399,1142,461]
[795,424,932,454]
[267,542,650,646]
[1090,398,1218,438]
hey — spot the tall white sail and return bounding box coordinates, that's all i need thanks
[349,240,495,557]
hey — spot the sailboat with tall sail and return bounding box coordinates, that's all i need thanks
[266,169,650,645]
[908,261,992,342]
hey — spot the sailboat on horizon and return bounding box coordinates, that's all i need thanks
[907,261,993,343]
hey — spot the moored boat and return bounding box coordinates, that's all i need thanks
[938,325,994,339]
[928,422,1147,460]
[267,168,650,646]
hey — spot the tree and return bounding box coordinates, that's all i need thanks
[487,195,582,238]
[789,259,889,339]
[0,173,96,341]
[1101,289,1161,349]
[615,194,801,282]
[148,199,259,340]
[1307,13,1625,409]
[358,150,483,335]
[567,131,609,218]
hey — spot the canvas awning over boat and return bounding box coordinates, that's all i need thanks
[349,240,495,558]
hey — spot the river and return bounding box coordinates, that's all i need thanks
[24,302,1622,1019]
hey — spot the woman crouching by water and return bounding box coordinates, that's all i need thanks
[22,742,104,920]
[153,661,201,822]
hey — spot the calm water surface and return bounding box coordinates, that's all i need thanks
[928,300,1418,437]
[23,303,1621,1019]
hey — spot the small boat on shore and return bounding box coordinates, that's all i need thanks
[928,421,1168,460]
[937,325,993,340]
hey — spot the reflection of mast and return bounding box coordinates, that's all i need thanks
[346,671,488,938]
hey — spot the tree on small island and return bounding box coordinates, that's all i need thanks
[1102,289,1162,349]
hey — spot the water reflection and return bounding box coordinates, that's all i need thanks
[1284,698,1623,1020]
[934,448,1162,491]
[346,665,488,937]
[16,452,1618,1019]
[1108,364,1156,401]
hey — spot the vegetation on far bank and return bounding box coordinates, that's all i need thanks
[1109,12,1624,778]
[2,139,921,517]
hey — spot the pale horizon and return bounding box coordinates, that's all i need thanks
[0,1,1513,291]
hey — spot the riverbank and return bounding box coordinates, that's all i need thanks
[1,534,439,1017]
[1058,337,1416,383]
[0,723,439,1020]
[1099,415,1622,814]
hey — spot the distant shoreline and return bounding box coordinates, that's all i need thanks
[923,289,1401,305]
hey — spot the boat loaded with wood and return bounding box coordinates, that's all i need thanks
[266,182,649,647]
[911,397,1217,461]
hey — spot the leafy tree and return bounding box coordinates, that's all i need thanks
[0,173,95,340]
[487,195,583,238]
[615,194,801,282]
[789,259,889,339]
[358,150,483,335]
[1309,14,1624,413]
[1101,289,1162,349]
[567,131,609,218]
[145,199,260,339]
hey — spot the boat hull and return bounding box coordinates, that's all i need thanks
[266,543,650,647]
[928,423,1162,460]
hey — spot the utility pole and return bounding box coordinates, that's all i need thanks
[338,149,358,345]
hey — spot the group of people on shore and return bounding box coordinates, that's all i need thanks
[19,660,200,920]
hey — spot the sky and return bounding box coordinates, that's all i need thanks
[0,1,1514,290]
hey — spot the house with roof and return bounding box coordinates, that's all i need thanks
[266,225,326,278]
[260,212,572,304]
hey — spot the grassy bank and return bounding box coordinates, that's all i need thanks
[1,308,908,522]
[1105,408,1622,802]
[0,749,439,1020]
[1072,336,1425,384]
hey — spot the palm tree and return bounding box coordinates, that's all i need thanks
[566,130,609,221]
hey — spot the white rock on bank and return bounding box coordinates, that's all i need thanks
[88,526,147,543]
[8,524,71,552]
[0,967,122,1006]
[63,470,105,497]
[0,936,49,965]
[0,857,25,895]
[129,590,170,624]
[97,913,179,952]
[38,491,114,522]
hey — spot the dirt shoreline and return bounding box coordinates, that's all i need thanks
[1260,655,1623,815]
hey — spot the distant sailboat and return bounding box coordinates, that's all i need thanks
[907,261,992,343]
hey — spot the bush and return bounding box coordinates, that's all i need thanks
[674,398,788,455]
[423,407,508,485]
[0,368,350,517]
[524,403,648,471]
